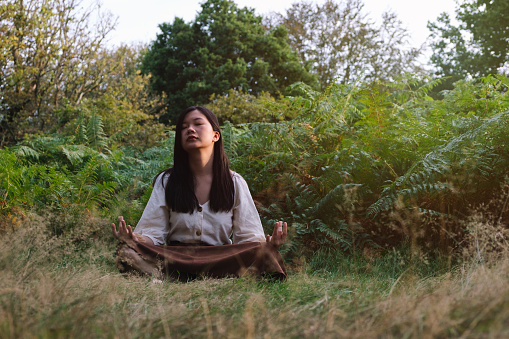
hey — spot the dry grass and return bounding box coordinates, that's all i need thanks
[1,212,508,338]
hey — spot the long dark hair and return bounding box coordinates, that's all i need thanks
[156,106,234,213]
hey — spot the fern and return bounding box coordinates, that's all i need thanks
[11,145,40,161]
[368,109,509,217]
[221,121,248,158]
[74,112,88,144]
[86,114,107,151]
[60,145,88,165]
[261,172,372,256]
[90,181,118,207]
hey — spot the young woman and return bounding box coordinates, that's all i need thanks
[111,106,287,280]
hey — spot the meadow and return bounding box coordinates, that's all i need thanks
[1,213,508,338]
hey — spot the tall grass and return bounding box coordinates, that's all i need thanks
[0,209,508,338]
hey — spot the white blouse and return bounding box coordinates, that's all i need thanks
[133,171,266,246]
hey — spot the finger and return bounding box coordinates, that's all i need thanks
[281,222,288,245]
[266,235,271,243]
[111,223,117,235]
[273,221,282,237]
[120,219,127,233]
[278,221,283,234]
[272,221,279,236]
[127,225,134,238]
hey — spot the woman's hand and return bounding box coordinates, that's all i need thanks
[266,221,287,249]
[111,216,154,246]
[111,216,136,247]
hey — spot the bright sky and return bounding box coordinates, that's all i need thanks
[95,0,458,53]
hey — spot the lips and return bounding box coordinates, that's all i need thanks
[186,135,198,141]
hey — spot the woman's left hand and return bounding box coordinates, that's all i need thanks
[266,221,287,249]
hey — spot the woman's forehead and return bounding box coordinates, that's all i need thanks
[183,110,207,123]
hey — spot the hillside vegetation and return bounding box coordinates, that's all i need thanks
[3,75,509,254]
[2,0,509,337]
[2,75,509,337]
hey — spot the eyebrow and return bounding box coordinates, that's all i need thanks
[183,117,205,124]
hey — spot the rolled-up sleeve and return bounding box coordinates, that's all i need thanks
[134,173,170,245]
[232,173,266,244]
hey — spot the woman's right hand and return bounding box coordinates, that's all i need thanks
[111,216,136,246]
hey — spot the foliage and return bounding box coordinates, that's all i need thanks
[207,89,295,124]
[428,0,509,83]
[3,71,509,257]
[266,0,423,89]
[0,0,116,145]
[69,44,167,149]
[0,117,175,229]
[4,5,509,332]
[0,1,166,148]
[141,0,317,123]
[225,74,509,255]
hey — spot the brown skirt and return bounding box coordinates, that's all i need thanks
[117,240,287,281]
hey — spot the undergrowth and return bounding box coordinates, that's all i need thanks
[0,209,508,338]
[2,75,509,258]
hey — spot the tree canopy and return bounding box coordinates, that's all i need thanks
[0,0,116,144]
[0,0,166,147]
[428,0,509,80]
[266,0,423,89]
[141,0,317,124]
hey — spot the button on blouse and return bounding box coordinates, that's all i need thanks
[134,171,266,246]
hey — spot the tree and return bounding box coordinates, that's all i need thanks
[0,0,116,146]
[428,0,509,80]
[71,44,167,149]
[141,0,317,124]
[266,0,422,89]
[207,89,295,125]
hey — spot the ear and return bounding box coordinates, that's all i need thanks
[212,131,220,142]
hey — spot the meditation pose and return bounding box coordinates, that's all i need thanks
[112,106,287,280]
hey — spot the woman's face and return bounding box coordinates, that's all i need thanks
[181,110,220,153]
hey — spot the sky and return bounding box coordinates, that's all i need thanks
[93,0,458,52]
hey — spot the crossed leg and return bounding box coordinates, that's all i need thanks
[115,244,163,280]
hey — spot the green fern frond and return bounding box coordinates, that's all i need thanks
[90,181,118,206]
[60,145,92,165]
[11,145,40,161]
[87,114,107,150]
[74,113,88,144]
[368,109,509,217]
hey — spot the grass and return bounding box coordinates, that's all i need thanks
[1,212,509,338]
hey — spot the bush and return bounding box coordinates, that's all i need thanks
[226,75,509,256]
